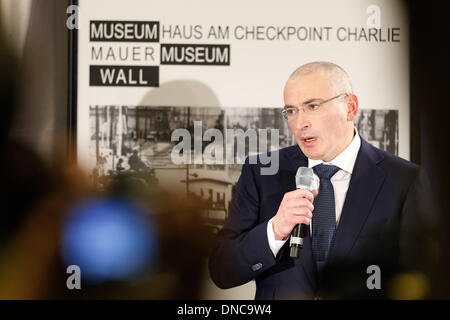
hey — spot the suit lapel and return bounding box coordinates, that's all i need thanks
[280,146,318,289]
[328,139,386,264]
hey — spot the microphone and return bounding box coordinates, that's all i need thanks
[290,167,315,258]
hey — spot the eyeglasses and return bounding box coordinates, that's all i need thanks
[282,93,348,121]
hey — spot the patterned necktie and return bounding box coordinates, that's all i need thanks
[312,164,340,272]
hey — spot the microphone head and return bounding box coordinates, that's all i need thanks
[295,167,314,190]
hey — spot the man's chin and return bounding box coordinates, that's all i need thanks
[298,145,322,160]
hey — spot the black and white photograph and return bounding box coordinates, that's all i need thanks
[88,105,399,230]
[355,109,399,155]
[89,105,295,229]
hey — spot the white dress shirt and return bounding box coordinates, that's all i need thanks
[267,130,362,257]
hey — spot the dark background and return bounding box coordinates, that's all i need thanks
[409,1,450,298]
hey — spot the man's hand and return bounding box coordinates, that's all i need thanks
[272,189,318,240]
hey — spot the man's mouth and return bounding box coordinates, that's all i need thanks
[302,136,316,143]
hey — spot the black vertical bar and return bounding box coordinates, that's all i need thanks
[67,0,78,162]
[409,8,420,165]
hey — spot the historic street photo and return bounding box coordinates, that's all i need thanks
[88,105,398,231]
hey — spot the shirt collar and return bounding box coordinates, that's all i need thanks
[308,128,361,174]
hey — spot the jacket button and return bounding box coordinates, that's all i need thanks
[252,263,262,271]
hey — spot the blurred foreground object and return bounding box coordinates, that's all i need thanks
[0,28,208,297]
[61,198,158,283]
[0,161,209,299]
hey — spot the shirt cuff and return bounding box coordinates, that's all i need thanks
[267,217,288,258]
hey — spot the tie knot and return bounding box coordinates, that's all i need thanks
[313,164,340,179]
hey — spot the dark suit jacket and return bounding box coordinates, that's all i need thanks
[208,138,435,299]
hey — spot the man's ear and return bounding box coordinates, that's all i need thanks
[346,94,358,121]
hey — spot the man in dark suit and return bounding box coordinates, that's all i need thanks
[208,62,436,299]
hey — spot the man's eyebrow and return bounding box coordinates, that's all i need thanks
[301,98,322,105]
[284,98,322,109]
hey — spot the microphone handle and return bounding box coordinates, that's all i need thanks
[289,223,308,258]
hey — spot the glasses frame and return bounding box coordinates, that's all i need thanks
[282,93,348,121]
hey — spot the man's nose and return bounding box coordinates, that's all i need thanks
[294,112,311,130]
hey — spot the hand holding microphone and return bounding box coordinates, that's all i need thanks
[272,167,317,258]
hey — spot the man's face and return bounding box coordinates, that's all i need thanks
[283,72,353,162]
